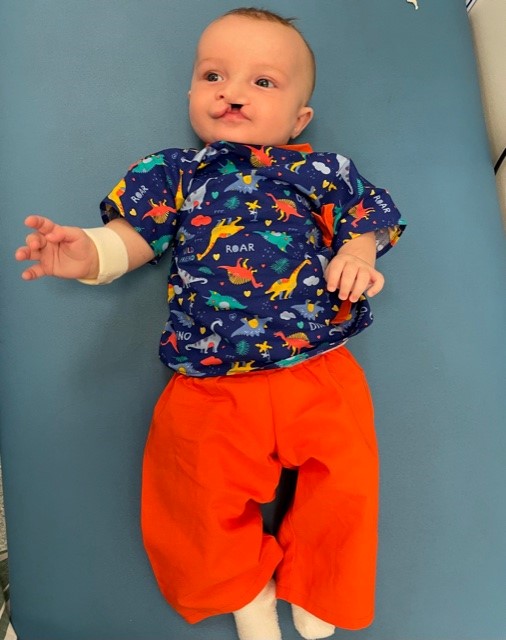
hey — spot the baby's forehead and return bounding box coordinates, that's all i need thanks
[194,14,315,97]
[197,14,302,48]
[196,18,303,64]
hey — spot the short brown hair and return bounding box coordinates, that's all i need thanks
[221,7,316,99]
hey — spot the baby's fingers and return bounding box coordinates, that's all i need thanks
[15,233,43,262]
[14,246,31,262]
[365,272,385,298]
[24,215,55,232]
[28,229,47,248]
[24,215,66,242]
[17,261,48,280]
[339,267,371,302]
[324,259,344,292]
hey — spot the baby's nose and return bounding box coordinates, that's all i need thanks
[217,81,248,104]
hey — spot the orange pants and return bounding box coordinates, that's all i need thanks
[141,347,379,629]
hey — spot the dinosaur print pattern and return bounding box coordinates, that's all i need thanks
[266,193,304,222]
[196,217,245,260]
[100,141,405,376]
[265,259,311,300]
[218,258,263,288]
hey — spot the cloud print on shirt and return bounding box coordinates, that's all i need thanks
[312,161,331,174]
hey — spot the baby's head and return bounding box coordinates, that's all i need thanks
[189,8,315,146]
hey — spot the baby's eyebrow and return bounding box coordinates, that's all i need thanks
[194,57,221,69]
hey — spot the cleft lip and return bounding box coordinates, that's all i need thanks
[214,104,249,120]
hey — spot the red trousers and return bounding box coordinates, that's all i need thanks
[141,346,379,629]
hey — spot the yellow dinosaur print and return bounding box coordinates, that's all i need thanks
[289,157,307,173]
[197,217,245,260]
[389,226,403,245]
[175,169,185,211]
[265,259,311,300]
[108,179,126,216]
[226,361,257,375]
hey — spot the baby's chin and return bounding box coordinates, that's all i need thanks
[203,136,292,146]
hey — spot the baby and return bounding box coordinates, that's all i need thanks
[16,8,405,640]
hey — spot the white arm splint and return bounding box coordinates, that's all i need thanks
[78,226,129,285]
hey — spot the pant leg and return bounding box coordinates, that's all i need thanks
[141,372,284,623]
[271,348,379,630]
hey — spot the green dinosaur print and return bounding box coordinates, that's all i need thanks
[205,291,248,311]
[254,230,293,252]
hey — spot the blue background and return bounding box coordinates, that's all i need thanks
[1,1,505,639]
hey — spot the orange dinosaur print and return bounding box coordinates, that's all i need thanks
[349,200,375,228]
[244,145,275,167]
[142,199,177,223]
[218,258,263,288]
[266,193,304,222]
[160,331,179,352]
[273,331,313,356]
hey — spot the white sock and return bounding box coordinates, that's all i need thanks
[233,579,282,640]
[292,604,335,639]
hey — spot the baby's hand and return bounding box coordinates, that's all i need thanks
[324,253,384,302]
[15,215,99,281]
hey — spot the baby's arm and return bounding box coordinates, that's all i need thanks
[15,215,154,282]
[324,231,384,303]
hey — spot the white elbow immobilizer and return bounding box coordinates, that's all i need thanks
[78,226,129,285]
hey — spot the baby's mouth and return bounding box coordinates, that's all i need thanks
[217,104,248,121]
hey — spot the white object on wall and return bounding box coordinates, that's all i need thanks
[468,0,506,222]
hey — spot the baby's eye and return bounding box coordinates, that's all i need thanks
[205,72,222,82]
[255,78,275,88]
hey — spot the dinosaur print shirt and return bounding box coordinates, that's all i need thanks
[100,141,405,377]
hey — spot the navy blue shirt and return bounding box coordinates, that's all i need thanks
[101,141,405,376]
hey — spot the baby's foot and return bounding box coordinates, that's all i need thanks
[292,604,335,639]
[233,579,282,640]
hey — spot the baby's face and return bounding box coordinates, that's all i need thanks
[189,15,314,146]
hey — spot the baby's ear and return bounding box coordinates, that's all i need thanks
[292,106,314,139]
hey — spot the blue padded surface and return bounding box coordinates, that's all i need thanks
[1,1,505,639]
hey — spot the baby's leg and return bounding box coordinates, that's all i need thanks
[271,347,379,631]
[233,580,281,640]
[141,373,284,625]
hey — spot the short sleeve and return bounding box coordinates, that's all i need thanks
[318,154,406,258]
[100,149,187,262]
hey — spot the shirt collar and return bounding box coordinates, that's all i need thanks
[278,142,313,153]
[208,140,313,154]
